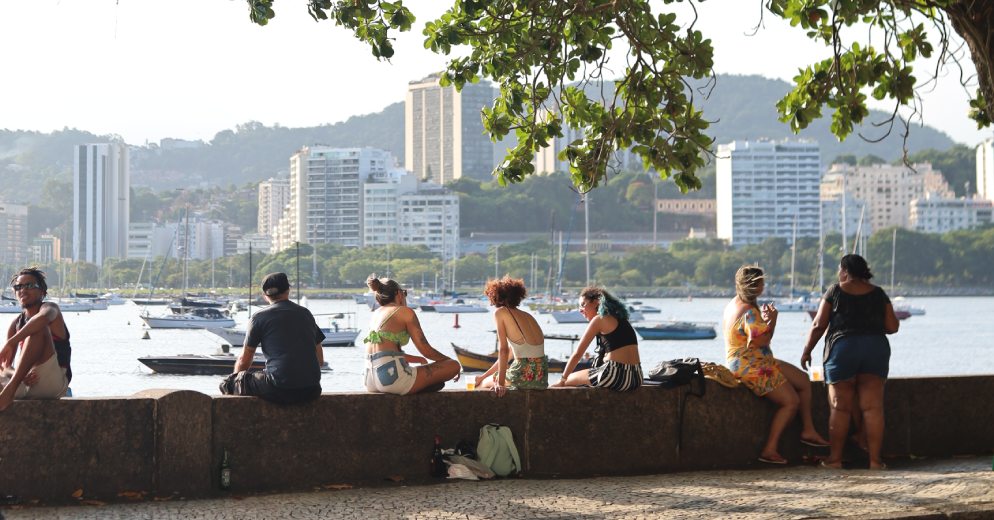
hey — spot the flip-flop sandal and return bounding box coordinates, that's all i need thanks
[819,460,842,469]
[758,456,788,465]
[801,439,831,448]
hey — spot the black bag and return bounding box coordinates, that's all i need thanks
[648,358,705,393]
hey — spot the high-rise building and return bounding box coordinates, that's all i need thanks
[397,183,460,260]
[977,138,994,201]
[73,143,130,266]
[716,140,821,246]
[31,234,61,264]
[258,176,290,237]
[0,203,28,266]
[822,162,951,234]
[405,73,494,184]
[362,169,418,248]
[275,147,394,251]
[910,193,994,233]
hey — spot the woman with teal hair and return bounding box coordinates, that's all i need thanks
[554,286,643,391]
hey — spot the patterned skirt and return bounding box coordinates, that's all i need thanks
[507,356,549,390]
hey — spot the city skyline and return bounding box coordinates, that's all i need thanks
[0,2,987,148]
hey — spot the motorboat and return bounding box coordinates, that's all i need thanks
[206,326,360,348]
[432,302,489,313]
[137,353,333,376]
[807,309,911,320]
[774,296,819,312]
[141,307,236,329]
[634,321,717,340]
[551,309,644,324]
[451,344,593,374]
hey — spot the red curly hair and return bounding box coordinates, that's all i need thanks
[484,276,527,308]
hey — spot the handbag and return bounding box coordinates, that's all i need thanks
[647,357,705,392]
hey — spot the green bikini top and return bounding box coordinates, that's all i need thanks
[363,307,411,346]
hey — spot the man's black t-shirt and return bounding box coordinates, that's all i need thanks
[245,300,325,389]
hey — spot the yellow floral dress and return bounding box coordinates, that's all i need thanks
[725,307,786,396]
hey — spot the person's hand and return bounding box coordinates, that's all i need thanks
[0,340,16,369]
[492,384,507,397]
[800,351,812,371]
[23,369,39,387]
[0,389,14,412]
[474,374,486,387]
[451,369,461,382]
[761,303,778,323]
[552,378,566,388]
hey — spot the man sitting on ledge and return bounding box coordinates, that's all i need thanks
[220,272,324,404]
[0,267,72,411]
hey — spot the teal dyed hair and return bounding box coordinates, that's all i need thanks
[580,286,629,321]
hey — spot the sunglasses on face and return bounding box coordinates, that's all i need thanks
[400,289,408,297]
[11,283,40,292]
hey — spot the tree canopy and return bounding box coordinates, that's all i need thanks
[246,1,992,193]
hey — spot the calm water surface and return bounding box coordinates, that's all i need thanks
[3,296,991,397]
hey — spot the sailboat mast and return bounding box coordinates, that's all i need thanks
[584,193,591,287]
[890,228,897,293]
[789,215,797,297]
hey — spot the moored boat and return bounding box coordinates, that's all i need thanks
[137,353,333,376]
[807,309,911,320]
[634,321,717,340]
[452,344,594,374]
[142,307,236,329]
[206,326,361,348]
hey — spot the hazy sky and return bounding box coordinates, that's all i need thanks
[1,1,988,147]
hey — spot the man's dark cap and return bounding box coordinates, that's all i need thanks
[262,272,290,296]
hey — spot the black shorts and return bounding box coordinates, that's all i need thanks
[220,369,321,405]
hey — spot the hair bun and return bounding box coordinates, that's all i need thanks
[366,274,383,292]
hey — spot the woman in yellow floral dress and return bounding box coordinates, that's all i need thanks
[723,266,829,464]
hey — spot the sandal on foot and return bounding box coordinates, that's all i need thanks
[801,438,831,448]
[758,455,788,465]
[819,460,842,469]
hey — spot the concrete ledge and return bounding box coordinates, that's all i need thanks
[0,375,991,501]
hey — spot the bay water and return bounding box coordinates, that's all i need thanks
[2,296,991,397]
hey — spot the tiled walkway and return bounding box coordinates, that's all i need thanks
[4,456,993,519]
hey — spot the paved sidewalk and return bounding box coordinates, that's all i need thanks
[4,456,994,519]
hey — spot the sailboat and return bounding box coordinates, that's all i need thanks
[777,216,818,313]
[140,213,235,329]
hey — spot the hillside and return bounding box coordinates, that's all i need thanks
[0,74,960,200]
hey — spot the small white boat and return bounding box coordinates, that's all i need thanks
[433,303,489,313]
[774,297,819,312]
[142,307,235,329]
[551,309,644,324]
[206,326,360,348]
[0,302,22,314]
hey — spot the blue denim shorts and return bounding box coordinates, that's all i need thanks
[824,334,890,384]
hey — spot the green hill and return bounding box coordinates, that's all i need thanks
[0,74,961,201]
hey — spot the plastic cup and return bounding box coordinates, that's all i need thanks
[811,368,823,382]
[466,382,476,390]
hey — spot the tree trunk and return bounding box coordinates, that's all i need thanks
[947,2,994,122]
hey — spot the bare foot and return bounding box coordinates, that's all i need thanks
[819,459,843,469]
[869,461,887,470]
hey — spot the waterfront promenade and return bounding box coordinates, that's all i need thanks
[5,456,992,519]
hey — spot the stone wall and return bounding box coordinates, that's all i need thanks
[2,376,992,503]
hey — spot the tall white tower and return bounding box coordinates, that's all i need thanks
[73,143,130,266]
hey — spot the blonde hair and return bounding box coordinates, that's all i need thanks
[734,266,764,305]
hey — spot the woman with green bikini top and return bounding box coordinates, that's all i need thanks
[362,274,460,395]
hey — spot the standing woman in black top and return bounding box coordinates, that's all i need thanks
[555,286,642,391]
[801,254,899,469]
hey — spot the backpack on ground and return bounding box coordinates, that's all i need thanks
[476,424,521,477]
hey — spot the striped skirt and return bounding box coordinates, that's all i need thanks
[588,360,643,391]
